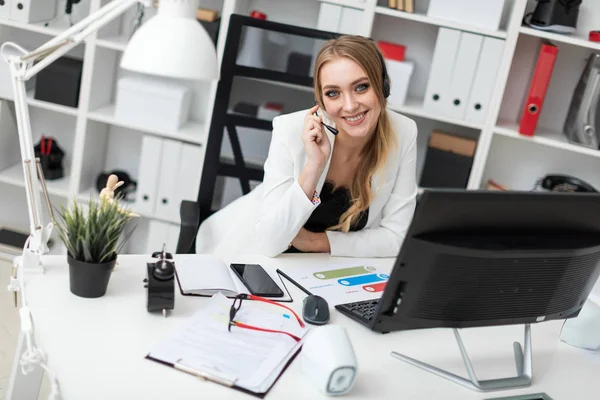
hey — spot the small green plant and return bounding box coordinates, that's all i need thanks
[55,197,136,264]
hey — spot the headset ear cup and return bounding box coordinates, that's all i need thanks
[377,51,391,99]
[383,77,390,99]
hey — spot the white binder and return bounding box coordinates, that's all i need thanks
[317,3,342,31]
[10,0,56,23]
[135,136,163,216]
[311,3,342,77]
[155,139,183,222]
[175,143,204,210]
[423,28,461,115]
[0,0,11,20]
[465,37,505,125]
[444,32,484,120]
[338,7,363,35]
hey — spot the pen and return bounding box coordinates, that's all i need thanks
[276,269,313,296]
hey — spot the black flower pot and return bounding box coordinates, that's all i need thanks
[68,256,116,298]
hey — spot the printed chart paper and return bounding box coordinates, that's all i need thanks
[282,260,392,305]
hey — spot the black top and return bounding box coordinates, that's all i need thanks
[285,180,369,253]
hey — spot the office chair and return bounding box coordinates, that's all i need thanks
[175,200,202,254]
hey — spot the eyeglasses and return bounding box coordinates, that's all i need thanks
[228,294,305,342]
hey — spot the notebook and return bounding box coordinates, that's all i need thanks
[146,292,309,397]
[173,254,292,302]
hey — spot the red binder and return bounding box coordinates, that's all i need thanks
[518,41,558,136]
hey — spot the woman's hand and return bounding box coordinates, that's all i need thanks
[302,104,331,171]
[291,228,331,253]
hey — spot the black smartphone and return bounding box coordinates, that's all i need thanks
[230,263,284,297]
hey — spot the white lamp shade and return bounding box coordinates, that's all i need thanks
[120,12,218,81]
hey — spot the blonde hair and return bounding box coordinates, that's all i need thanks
[313,35,397,232]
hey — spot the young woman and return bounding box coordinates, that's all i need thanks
[196,36,418,258]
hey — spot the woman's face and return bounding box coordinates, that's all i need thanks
[320,57,382,140]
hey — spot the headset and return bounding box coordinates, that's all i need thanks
[316,41,390,135]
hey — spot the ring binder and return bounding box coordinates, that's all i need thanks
[563,53,600,149]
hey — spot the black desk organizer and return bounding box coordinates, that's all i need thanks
[174,15,340,254]
[34,136,65,180]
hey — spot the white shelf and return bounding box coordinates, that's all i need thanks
[87,104,206,145]
[519,26,600,52]
[494,121,600,159]
[77,188,180,225]
[389,98,484,130]
[25,90,79,116]
[0,91,79,117]
[96,35,129,52]
[374,6,507,39]
[0,163,71,197]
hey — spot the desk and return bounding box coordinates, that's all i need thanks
[16,254,600,399]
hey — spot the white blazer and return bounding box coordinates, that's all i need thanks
[196,108,418,258]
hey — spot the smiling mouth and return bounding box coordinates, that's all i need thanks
[343,111,367,123]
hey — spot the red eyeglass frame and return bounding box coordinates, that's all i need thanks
[228,294,305,342]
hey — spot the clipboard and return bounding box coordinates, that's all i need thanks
[145,293,308,396]
[145,348,302,398]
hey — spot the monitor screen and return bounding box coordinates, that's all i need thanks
[372,189,600,333]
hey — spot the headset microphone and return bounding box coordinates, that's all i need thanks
[316,114,339,135]
[313,107,339,135]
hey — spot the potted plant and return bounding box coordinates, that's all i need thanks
[55,176,137,298]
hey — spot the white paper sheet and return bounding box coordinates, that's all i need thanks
[281,259,393,306]
[174,254,238,296]
[147,293,308,393]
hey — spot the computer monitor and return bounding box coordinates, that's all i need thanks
[372,189,600,334]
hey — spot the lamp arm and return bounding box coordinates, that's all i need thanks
[25,0,146,81]
[3,2,150,399]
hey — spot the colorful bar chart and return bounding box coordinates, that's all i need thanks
[338,273,389,287]
[362,282,387,293]
[313,265,376,280]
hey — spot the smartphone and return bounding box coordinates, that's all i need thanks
[230,263,284,297]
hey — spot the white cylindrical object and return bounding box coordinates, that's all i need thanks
[237,27,266,69]
[301,325,357,396]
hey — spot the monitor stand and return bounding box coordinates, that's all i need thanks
[391,324,532,392]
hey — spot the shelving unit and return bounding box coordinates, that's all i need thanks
[0,0,221,254]
[1,0,600,253]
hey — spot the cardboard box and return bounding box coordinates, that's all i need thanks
[419,130,477,189]
[115,75,192,132]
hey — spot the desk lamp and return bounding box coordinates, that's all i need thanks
[2,1,217,398]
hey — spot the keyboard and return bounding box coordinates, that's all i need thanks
[335,299,380,327]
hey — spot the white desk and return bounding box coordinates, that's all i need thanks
[14,254,600,399]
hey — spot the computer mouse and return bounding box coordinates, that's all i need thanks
[302,295,330,325]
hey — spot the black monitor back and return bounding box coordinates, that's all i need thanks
[372,189,600,333]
